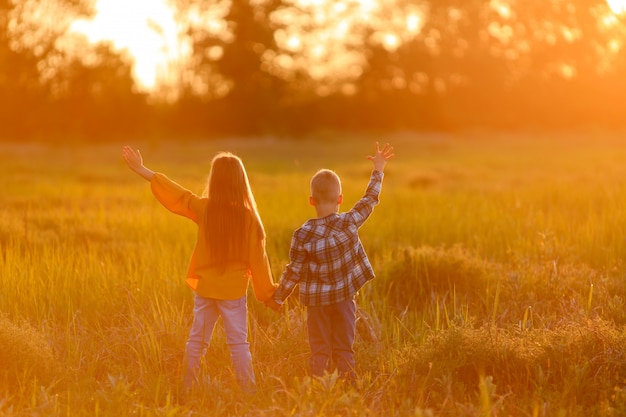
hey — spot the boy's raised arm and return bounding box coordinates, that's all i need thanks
[367,142,394,173]
[123,145,155,181]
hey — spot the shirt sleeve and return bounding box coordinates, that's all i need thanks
[348,170,383,227]
[247,217,278,302]
[273,231,307,303]
[150,173,204,223]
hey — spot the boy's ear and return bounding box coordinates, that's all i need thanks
[309,196,316,206]
[338,194,343,204]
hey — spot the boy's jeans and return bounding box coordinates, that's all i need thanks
[184,294,256,392]
[307,298,357,380]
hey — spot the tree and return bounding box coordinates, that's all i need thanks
[0,0,51,138]
[352,0,626,130]
[47,44,149,139]
[173,0,287,136]
[0,0,152,140]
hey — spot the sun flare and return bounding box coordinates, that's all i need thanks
[607,0,626,14]
[69,0,183,90]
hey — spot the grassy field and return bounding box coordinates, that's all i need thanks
[2,132,626,416]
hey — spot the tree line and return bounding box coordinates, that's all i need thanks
[1,0,625,141]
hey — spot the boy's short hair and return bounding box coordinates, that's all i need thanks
[310,169,342,204]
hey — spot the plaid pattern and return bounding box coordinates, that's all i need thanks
[274,170,384,306]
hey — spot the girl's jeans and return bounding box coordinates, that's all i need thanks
[306,298,357,380]
[184,294,256,392]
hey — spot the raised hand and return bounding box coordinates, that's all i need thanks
[122,145,155,181]
[122,146,143,171]
[367,142,394,173]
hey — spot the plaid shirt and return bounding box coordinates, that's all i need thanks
[274,170,384,306]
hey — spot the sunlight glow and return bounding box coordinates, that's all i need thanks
[406,14,422,33]
[67,0,427,95]
[286,35,303,52]
[607,0,626,14]
[560,64,576,79]
[69,0,183,90]
[270,0,425,92]
[382,33,400,50]
[600,13,619,27]
[490,0,512,19]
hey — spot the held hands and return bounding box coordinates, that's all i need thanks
[264,298,282,312]
[367,142,394,173]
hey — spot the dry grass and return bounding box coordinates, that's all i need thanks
[1,133,626,416]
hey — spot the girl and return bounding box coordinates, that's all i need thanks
[122,145,277,393]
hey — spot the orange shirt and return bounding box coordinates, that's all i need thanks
[150,173,277,301]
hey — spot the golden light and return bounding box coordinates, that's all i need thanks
[490,0,512,19]
[382,33,400,50]
[607,0,626,14]
[286,35,303,52]
[69,0,183,90]
[406,14,422,34]
[66,0,427,95]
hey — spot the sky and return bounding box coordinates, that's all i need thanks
[69,0,183,90]
[69,0,626,92]
[608,0,626,13]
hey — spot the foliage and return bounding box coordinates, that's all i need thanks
[1,1,626,138]
[0,314,58,387]
[0,0,148,140]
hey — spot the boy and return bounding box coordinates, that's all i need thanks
[270,142,394,380]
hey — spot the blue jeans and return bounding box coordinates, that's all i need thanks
[307,298,357,380]
[184,295,255,392]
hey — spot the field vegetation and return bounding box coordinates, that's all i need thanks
[1,133,626,416]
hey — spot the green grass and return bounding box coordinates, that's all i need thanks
[1,132,626,416]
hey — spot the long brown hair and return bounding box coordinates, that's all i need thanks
[203,152,264,268]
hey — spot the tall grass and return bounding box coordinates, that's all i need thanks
[1,133,626,416]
